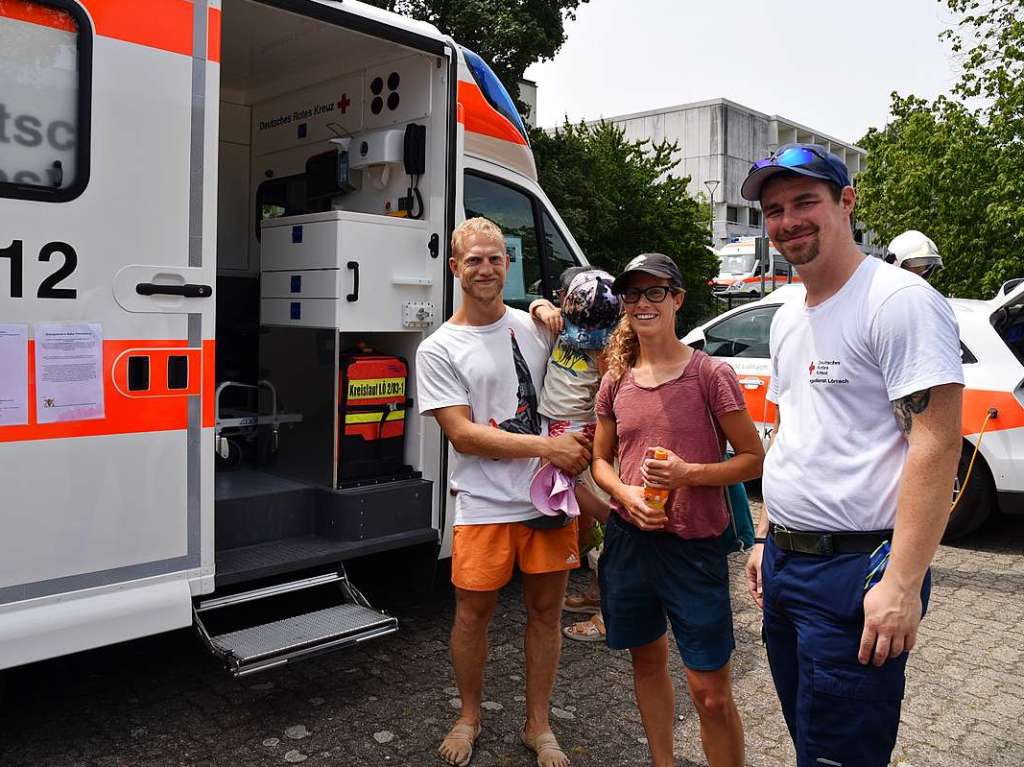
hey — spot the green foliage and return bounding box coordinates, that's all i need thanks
[857,94,1021,296]
[855,1,1024,297]
[362,0,588,115]
[531,120,718,328]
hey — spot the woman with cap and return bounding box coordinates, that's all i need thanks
[590,253,763,767]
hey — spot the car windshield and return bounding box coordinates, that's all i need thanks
[719,254,756,276]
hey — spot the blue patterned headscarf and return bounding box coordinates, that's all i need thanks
[560,269,621,351]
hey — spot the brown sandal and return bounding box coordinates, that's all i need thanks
[563,594,600,614]
[438,721,481,766]
[522,727,570,767]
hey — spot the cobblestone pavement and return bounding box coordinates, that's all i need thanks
[3,498,1022,767]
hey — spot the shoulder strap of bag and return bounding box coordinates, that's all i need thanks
[696,352,741,532]
[696,351,726,454]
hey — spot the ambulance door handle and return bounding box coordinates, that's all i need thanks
[136,282,213,298]
[346,261,360,302]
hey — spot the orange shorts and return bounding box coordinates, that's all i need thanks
[451,520,580,592]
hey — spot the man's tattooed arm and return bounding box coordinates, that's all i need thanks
[892,389,932,436]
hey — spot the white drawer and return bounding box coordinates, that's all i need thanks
[260,298,340,328]
[261,269,345,299]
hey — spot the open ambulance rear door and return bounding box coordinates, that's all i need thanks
[0,0,217,669]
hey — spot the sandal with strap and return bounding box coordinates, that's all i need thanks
[563,613,605,643]
[563,594,601,614]
[522,727,570,767]
[438,721,481,766]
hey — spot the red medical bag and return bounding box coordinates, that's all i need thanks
[337,352,409,482]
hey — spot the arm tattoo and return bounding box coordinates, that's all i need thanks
[892,389,932,436]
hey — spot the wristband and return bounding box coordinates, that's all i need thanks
[754,537,766,545]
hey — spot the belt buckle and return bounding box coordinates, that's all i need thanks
[774,524,793,551]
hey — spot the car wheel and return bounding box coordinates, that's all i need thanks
[943,441,996,542]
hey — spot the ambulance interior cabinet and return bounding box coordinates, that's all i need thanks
[260,211,436,332]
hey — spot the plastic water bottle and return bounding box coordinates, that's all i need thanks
[643,447,670,510]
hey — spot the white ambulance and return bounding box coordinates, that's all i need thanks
[682,281,1024,541]
[711,237,801,298]
[0,0,587,675]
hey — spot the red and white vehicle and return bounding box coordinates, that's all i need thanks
[682,281,1024,540]
[711,237,801,298]
[0,0,587,674]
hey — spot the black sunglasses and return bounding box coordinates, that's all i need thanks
[619,286,681,304]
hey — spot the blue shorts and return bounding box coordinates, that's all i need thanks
[762,535,931,767]
[598,514,735,671]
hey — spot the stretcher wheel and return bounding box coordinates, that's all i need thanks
[943,441,995,542]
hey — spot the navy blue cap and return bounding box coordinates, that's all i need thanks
[741,143,852,202]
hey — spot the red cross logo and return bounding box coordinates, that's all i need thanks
[337,93,351,113]
[808,362,816,375]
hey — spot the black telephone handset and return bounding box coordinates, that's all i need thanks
[403,123,426,219]
[403,123,426,175]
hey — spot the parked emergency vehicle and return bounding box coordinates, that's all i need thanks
[681,281,1024,541]
[711,237,800,298]
[0,0,587,674]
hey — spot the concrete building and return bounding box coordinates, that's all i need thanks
[587,98,879,253]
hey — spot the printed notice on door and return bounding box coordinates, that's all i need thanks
[35,323,105,424]
[0,324,29,426]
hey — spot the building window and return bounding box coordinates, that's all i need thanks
[726,205,739,224]
[0,0,91,202]
[749,208,761,228]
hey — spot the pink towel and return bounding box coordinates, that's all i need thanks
[529,463,580,518]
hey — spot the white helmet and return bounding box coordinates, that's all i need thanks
[886,230,943,279]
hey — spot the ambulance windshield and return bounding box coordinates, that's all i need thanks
[719,254,757,276]
[461,47,530,144]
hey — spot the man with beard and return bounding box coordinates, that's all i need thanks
[740,145,964,766]
[416,217,590,767]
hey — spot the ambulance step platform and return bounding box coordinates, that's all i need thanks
[194,570,398,676]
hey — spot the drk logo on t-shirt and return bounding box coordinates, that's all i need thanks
[808,359,849,386]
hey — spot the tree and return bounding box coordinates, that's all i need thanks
[855,1,1024,297]
[363,0,589,114]
[943,0,1024,257]
[531,121,718,328]
[856,94,1021,297]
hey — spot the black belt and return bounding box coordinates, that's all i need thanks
[768,523,891,556]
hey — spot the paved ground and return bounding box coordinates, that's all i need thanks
[3,498,1023,767]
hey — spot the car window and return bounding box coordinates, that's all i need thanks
[541,213,578,302]
[1,0,91,202]
[704,305,780,359]
[463,173,546,310]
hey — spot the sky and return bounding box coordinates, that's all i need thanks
[524,0,965,145]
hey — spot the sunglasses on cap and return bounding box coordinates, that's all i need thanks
[620,286,681,304]
[750,145,831,173]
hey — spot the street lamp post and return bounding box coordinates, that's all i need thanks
[704,179,720,245]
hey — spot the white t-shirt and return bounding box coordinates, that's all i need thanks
[416,307,553,525]
[763,257,963,532]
